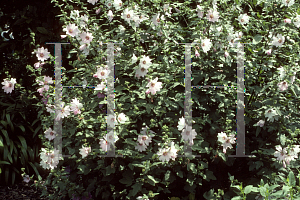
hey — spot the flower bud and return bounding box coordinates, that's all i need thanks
[284,18,291,24]
[224,51,229,57]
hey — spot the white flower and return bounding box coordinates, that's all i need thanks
[146,77,163,95]
[119,25,125,34]
[39,148,63,170]
[293,14,300,28]
[152,13,164,27]
[290,72,296,84]
[177,117,185,131]
[135,142,148,152]
[168,141,178,161]
[237,14,249,25]
[1,78,16,94]
[35,47,50,62]
[113,0,123,10]
[134,14,148,27]
[23,175,30,183]
[107,114,118,128]
[79,14,89,28]
[224,51,229,57]
[136,196,149,200]
[79,145,91,158]
[63,23,79,37]
[99,137,111,152]
[181,125,197,143]
[117,113,128,123]
[70,97,83,115]
[94,66,110,80]
[44,127,56,141]
[227,32,240,47]
[207,9,220,22]
[163,4,172,17]
[201,38,212,53]
[282,0,295,7]
[220,134,236,153]
[277,81,288,91]
[197,5,204,18]
[46,104,55,113]
[107,10,114,22]
[106,0,113,8]
[140,126,155,135]
[55,102,71,121]
[122,8,135,24]
[265,49,272,55]
[94,82,107,91]
[274,145,287,163]
[195,50,200,58]
[284,18,291,23]
[256,120,265,127]
[278,66,286,79]
[87,0,98,5]
[264,108,278,122]
[217,132,228,143]
[157,147,172,162]
[272,34,285,47]
[131,53,138,64]
[139,55,152,68]
[70,10,80,19]
[136,66,149,79]
[106,130,119,143]
[137,135,152,146]
[80,32,93,44]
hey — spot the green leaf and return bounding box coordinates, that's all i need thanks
[187,163,197,173]
[131,183,141,196]
[176,170,183,178]
[28,162,41,180]
[18,125,26,133]
[244,185,253,194]
[17,136,27,150]
[164,170,171,181]
[288,171,296,186]
[0,161,10,165]
[119,177,133,187]
[37,27,48,34]
[1,129,10,146]
[205,170,216,181]
[147,175,158,186]
[280,134,286,146]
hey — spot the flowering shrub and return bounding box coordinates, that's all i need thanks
[4,0,300,199]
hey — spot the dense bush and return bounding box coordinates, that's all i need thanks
[2,0,300,199]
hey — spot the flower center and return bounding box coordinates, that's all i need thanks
[9,83,12,87]
[139,15,142,19]
[69,29,73,33]
[210,14,214,19]
[241,19,244,22]
[141,68,145,72]
[186,131,190,135]
[142,136,147,141]
[268,110,272,113]
[157,18,160,23]
[127,14,130,18]
[151,83,155,87]
[101,72,105,76]
[143,60,146,65]
[108,3,111,6]
[40,53,44,57]
[163,152,168,156]
[286,0,290,3]
[278,39,282,43]
[86,36,89,40]
[139,143,144,146]
[50,132,54,136]
[119,3,122,6]
[202,43,205,47]
[111,118,114,122]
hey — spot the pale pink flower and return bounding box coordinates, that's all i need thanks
[146,77,163,95]
[79,43,88,51]
[137,135,152,146]
[99,137,110,152]
[1,78,16,94]
[107,10,114,22]
[94,66,110,80]
[135,142,148,152]
[181,125,197,143]
[122,8,135,24]
[94,82,107,91]
[197,5,204,18]
[96,8,101,15]
[266,49,272,55]
[274,145,287,163]
[113,0,123,10]
[135,66,149,78]
[277,81,288,91]
[282,0,295,7]
[237,14,249,25]
[87,0,98,5]
[284,18,291,23]
[139,55,152,68]
[256,120,265,127]
[157,147,172,162]
[207,9,219,22]
[70,97,83,115]
[151,13,164,26]
[23,175,30,183]
[107,114,118,128]
[63,23,79,37]
[44,127,56,141]
[272,34,285,47]
[117,113,127,124]
[195,50,200,58]
[224,51,229,57]
[79,145,91,158]
[80,32,93,44]
[61,35,67,39]
[34,62,45,69]
[35,47,50,62]
[55,102,71,121]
